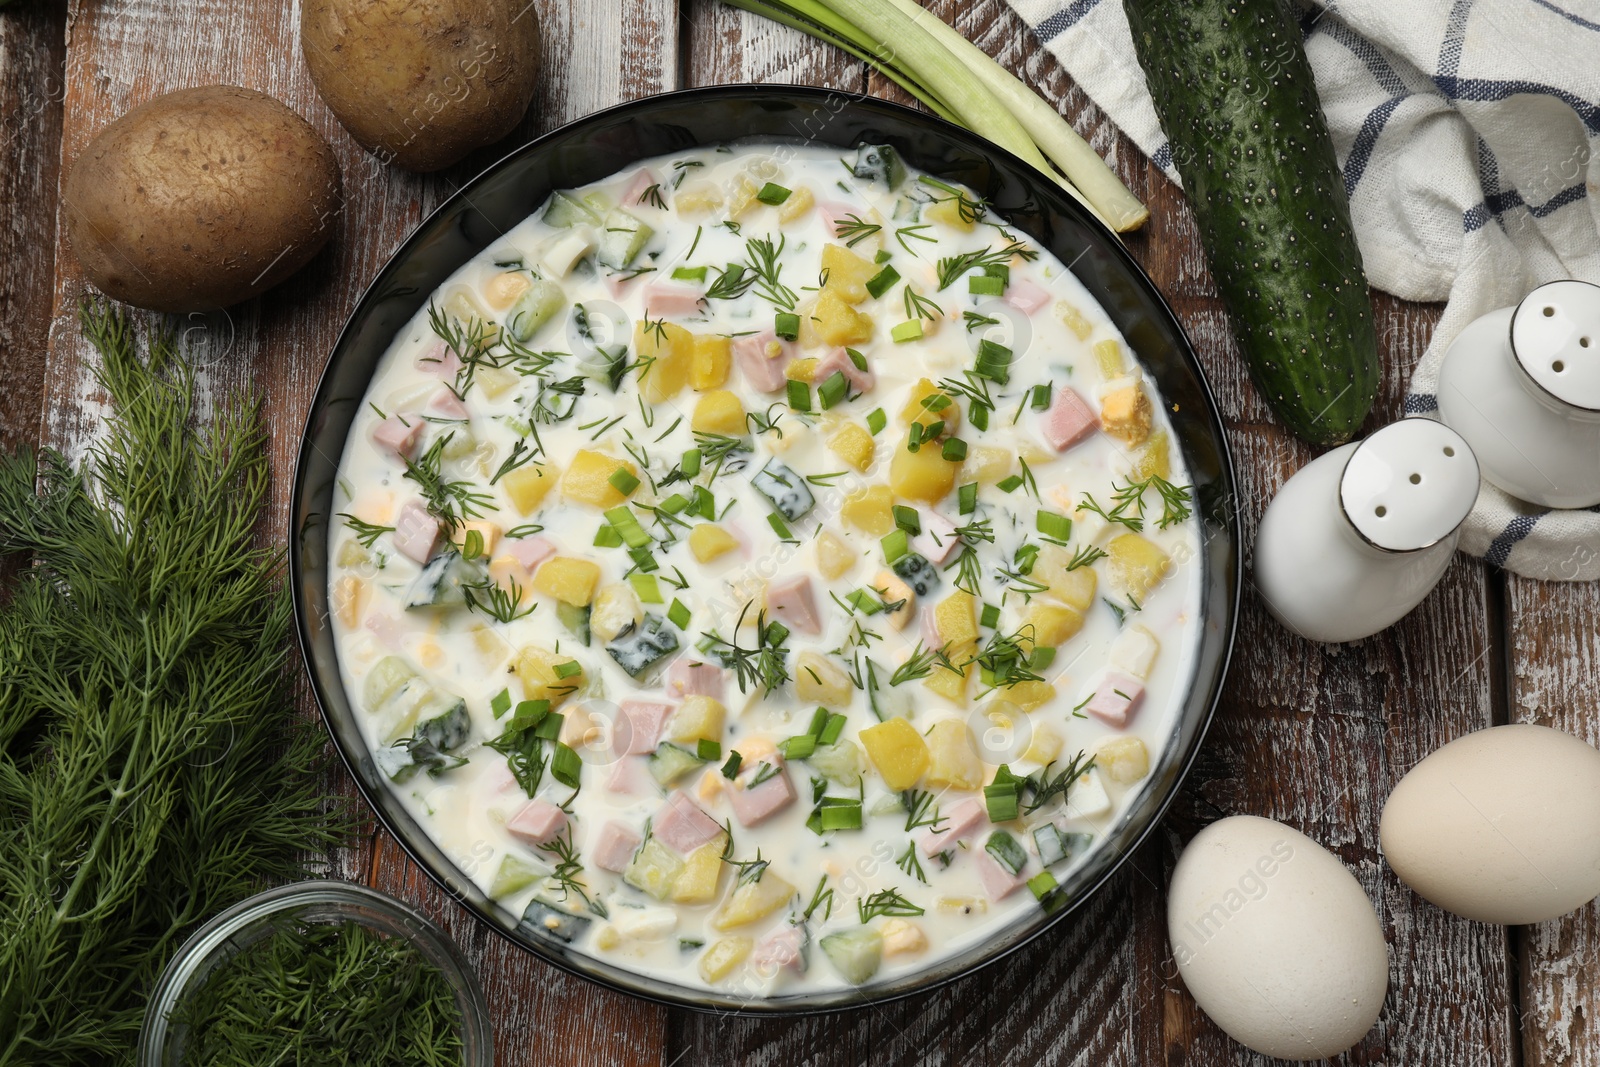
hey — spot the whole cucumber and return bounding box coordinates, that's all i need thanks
[1123,0,1380,445]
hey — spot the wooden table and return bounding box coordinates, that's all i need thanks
[3,1,1594,1063]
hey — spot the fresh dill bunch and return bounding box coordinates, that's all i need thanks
[0,304,343,1065]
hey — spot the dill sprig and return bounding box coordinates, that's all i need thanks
[462,577,537,624]
[896,844,928,884]
[889,641,954,686]
[403,433,494,532]
[538,826,607,918]
[700,605,791,694]
[858,887,924,922]
[745,235,798,310]
[834,214,882,247]
[901,789,946,832]
[1025,751,1096,813]
[797,874,836,924]
[935,241,1038,291]
[0,304,342,1061]
[339,512,394,548]
[1077,474,1193,534]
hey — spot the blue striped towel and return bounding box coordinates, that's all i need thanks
[1007,0,1600,579]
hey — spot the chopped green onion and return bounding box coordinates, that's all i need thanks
[1030,383,1052,410]
[668,598,692,630]
[756,181,793,205]
[958,482,978,515]
[628,545,658,572]
[980,602,1000,629]
[721,752,744,779]
[672,265,708,283]
[1037,510,1072,540]
[604,505,651,548]
[490,688,512,719]
[985,830,1028,874]
[846,588,884,615]
[787,378,812,411]
[975,338,1012,384]
[1027,870,1060,901]
[906,422,924,453]
[779,733,818,760]
[692,485,716,520]
[768,512,794,540]
[630,573,663,603]
[968,273,1005,297]
[805,706,831,736]
[996,474,1024,494]
[891,320,924,343]
[552,659,583,679]
[984,781,1019,822]
[892,505,921,535]
[847,348,868,371]
[609,468,641,496]
[881,528,910,563]
[680,448,702,478]
[594,524,624,548]
[983,262,1010,284]
[764,620,790,647]
[659,492,691,514]
[774,312,801,341]
[941,437,968,462]
[534,712,564,741]
[866,264,901,299]
[818,799,863,831]
[697,738,723,761]
[1030,645,1056,670]
[818,370,849,410]
[866,407,887,435]
[969,401,990,431]
[819,713,847,745]
[550,742,582,788]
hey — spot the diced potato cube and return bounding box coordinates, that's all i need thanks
[960,445,1012,486]
[713,871,796,929]
[880,917,928,956]
[923,719,983,790]
[699,936,753,983]
[1058,301,1093,341]
[936,896,988,916]
[1006,680,1055,711]
[1023,724,1063,765]
[502,462,557,515]
[675,180,724,216]
[820,244,878,305]
[671,835,729,905]
[478,365,519,400]
[692,390,747,435]
[1096,735,1151,785]
[804,289,874,348]
[483,270,531,311]
[332,576,368,628]
[794,651,853,707]
[451,519,500,556]
[515,646,584,707]
[1133,431,1172,481]
[934,592,979,649]
[925,197,976,232]
[899,378,962,434]
[624,837,686,901]
[1046,562,1098,612]
[923,660,972,706]
[335,538,370,568]
[860,717,930,790]
[828,422,875,472]
[691,335,732,390]
[689,523,739,563]
[534,556,601,607]
[1100,384,1153,447]
[591,582,643,643]
[889,437,959,504]
[842,484,895,535]
[1107,533,1171,600]
[636,321,694,404]
[562,449,638,508]
[815,528,857,580]
[473,626,512,670]
[1026,601,1084,647]
[872,569,916,631]
[786,356,820,382]
[668,696,727,744]
[1093,338,1124,378]
[727,175,761,219]
[778,185,815,223]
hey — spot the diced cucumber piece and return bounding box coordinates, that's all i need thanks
[414,698,471,752]
[819,928,883,985]
[597,208,654,270]
[403,550,484,610]
[648,742,705,787]
[891,552,940,597]
[375,677,434,744]
[985,830,1028,876]
[852,144,906,191]
[557,601,593,646]
[605,614,680,678]
[865,659,911,720]
[518,898,591,943]
[373,736,468,783]
[808,740,864,785]
[543,190,602,228]
[751,460,815,522]
[490,853,548,898]
[439,429,476,460]
[362,655,416,712]
[624,837,685,901]
[507,279,566,342]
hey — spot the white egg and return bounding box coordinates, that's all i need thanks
[1168,815,1388,1061]
[1381,723,1600,924]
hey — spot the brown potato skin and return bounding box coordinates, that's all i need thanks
[63,85,342,313]
[301,0,542,173]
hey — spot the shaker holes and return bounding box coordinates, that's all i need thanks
[1443,446,1456,457]
[1375,505,1388,517]
[1582,337,1592,348]
[1544,306,1556,317]
[1409,473,1421,484]
[1555,361,1566,372]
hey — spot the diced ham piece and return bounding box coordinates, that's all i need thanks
[817,200,858,233]
[766,574,821,635]
[1005,280,1052,315]
[425,388,470,421]
[911,511,959,566]
[727,761,796,827]
[593,820,643,873]
[752,925,806,975]
[415,340,460,378]
[668,660,726,701]
[392,501,440,564]
[653,791,723,855]
[503,535,556,572]
[644,282,705,319]
[733,331,793,393]
[615,700,674,756]
[623,167,658,208]
[506,799,568,848]
[605,273,642,299]
[813,346,875,392]
[364,611,406,650]
[371,416,422,462]
[608,755,654,796]
[920,604,943,648]
[974,847,1031,901]
[1085,672,1146,728]
[1041,387,1098,452]
[916,797,987,858]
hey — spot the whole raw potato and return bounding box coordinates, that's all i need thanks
[301,0,542,172]
[64,86,342,313]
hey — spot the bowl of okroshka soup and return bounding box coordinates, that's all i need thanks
[292,86,1239,1012]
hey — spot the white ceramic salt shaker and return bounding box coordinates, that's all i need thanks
[1255,419,1480,643]
[1437,279,1600,508]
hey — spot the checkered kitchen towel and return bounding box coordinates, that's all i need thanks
[1006,0,1600,579]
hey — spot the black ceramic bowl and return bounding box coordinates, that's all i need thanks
[291,84,1239,1014]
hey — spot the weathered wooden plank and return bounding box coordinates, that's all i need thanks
[1508,576,1600,1067]
[0,3,66,452]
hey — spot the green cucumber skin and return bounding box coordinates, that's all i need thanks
[1123,0,1380,445]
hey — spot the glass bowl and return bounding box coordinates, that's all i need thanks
[138,880,493,1066]
[289,84,1240,1014]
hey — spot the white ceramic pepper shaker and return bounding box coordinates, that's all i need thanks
[1437,279,1600,508]
[1255,419,1480,643]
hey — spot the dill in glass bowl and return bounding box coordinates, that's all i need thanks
[139,880,492,1066]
